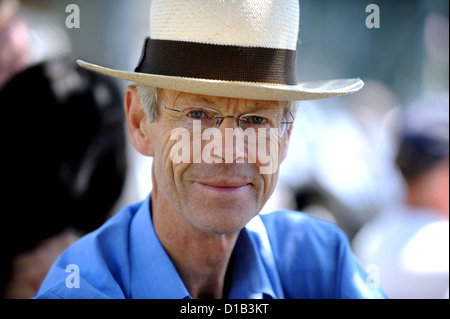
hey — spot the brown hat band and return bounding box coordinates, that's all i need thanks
[135,37,298,85]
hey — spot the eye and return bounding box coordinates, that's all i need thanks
[249,116,267,125]
[187,110,206,119]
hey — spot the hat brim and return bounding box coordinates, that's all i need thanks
[77,59,363,101]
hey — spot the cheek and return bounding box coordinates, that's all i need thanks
[150,125,194,198]
[253,134,283,204]
[253,130,283,176]
[260,171,279,202]
[148,124,178,182]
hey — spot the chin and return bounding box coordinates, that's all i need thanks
[187,204,258,235]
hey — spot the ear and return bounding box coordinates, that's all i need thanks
[279,123,293,164]
[124,85,154,156]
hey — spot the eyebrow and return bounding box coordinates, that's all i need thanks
[187,94,284,114]
[192,95,215,106]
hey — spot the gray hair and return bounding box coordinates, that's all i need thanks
[135,84,297,123]
[135,84,160,122]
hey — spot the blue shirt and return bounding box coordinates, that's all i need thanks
[34,194,385,299]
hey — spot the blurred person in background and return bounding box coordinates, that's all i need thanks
[0,0,127,298]
[352,94,449,298]
[0,0,29,89]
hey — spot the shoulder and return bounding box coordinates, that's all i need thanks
[248,210,347,284]
[258,210,346,251]
[252,210,386,299]
[260,209,341,232]
[34,201,143,299]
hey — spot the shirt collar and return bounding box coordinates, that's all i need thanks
[228,228,277,299]
[129,194,277,299]
[129,194,190,299]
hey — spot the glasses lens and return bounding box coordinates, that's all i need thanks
[240,114,286,138]
[175,105,220,130]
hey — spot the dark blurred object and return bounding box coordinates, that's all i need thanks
[0,56,127,297]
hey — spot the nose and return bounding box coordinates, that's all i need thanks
[210,116,246,164]
[216,116,241,129]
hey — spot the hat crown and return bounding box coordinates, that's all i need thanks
[149,0,300,50]
[77,0,364,102]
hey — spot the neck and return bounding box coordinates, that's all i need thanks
[151,189,238,299]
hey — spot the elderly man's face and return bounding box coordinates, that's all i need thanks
[130,88,292,235]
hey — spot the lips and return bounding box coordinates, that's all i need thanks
[185,164,256,194]
[195,179,250,193]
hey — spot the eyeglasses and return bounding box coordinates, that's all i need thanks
[157,99,294,138]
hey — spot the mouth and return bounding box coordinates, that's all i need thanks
[195,181,251,193]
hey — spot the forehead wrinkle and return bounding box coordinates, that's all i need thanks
[188,94,238,113]
[181,92,285,114]
[192,95,214,105]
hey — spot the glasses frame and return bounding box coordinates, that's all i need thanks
[157,99,294,138]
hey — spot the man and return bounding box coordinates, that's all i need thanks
[35,0,385,299]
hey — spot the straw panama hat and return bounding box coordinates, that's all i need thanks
[77,0,364,101]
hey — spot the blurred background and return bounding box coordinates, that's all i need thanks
[0,0,448,299]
